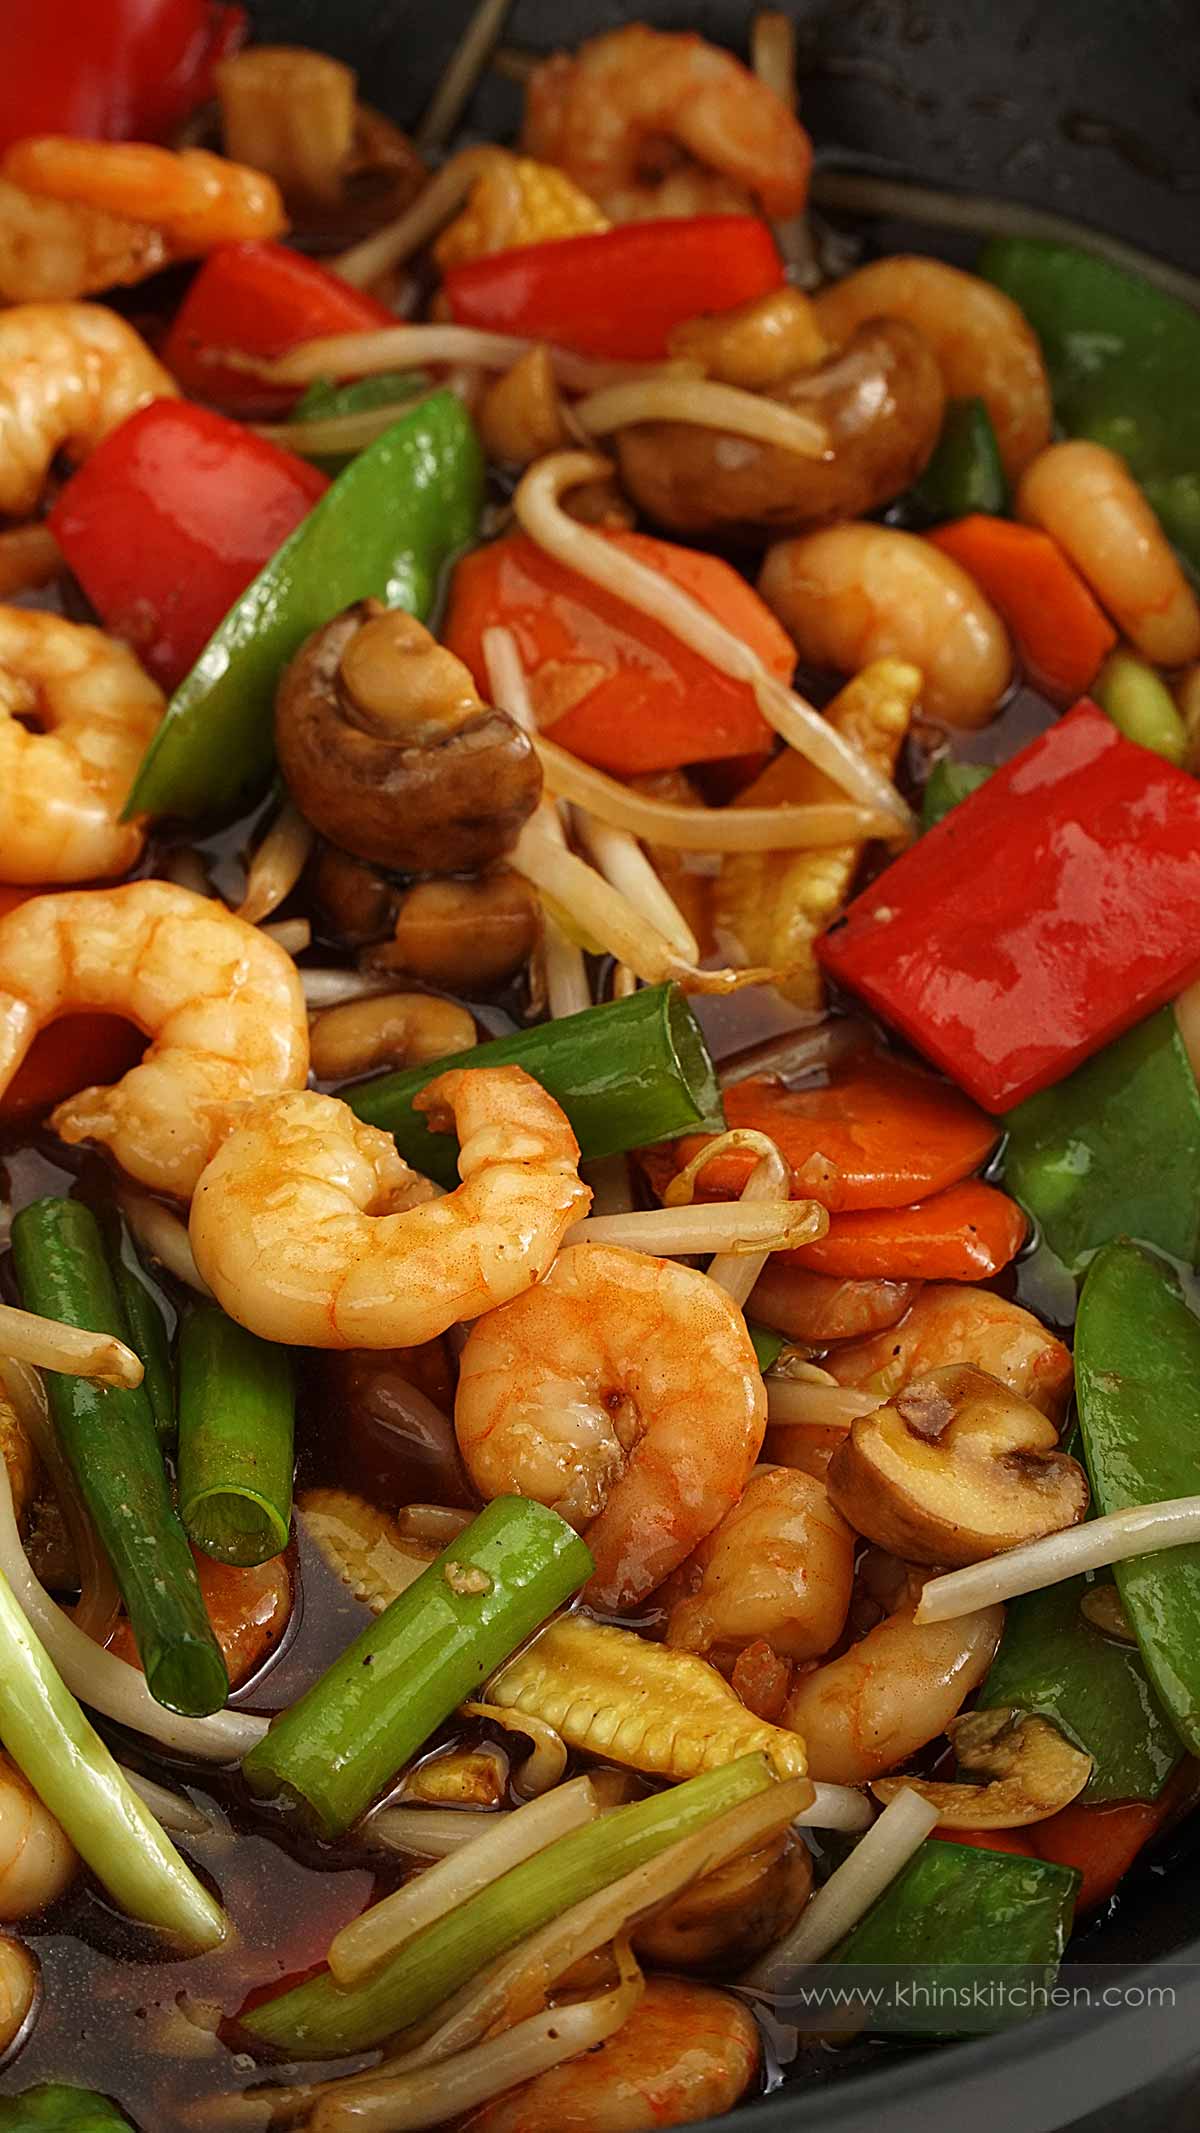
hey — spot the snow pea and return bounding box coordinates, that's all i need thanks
[0,2089,130,2132]
[125,390,484,822]
[291,369,431,473]
[983,1572,1182,1802]
[904,396,1008,526]
[832,1839,1078,2033]
[1075,1240,1200,1755]
[980,239,1200,573]
[920,757,992,831]
[1002,1007,1200,1274]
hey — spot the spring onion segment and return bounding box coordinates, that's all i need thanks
[244,1753,778,2056]
[331,1775,599,1983]
[348,982,725,1186]
[242,1497,592,1837]
[915,1497,1200,1624]
[177,1306,295,1566]
[745,1787,938,1982]
[112,1226,175,1446]
[0,1561,226,1951]
[11,1199,228,1719]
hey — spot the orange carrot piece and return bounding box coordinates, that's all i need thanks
[651,1059,1000,1211]
[0,886,144,1117]
[109,1548,293,1690]
[932,1829,1037,1857]
[1032,1761,1198,1913]
[442,529,792,774]
[928,515,1117,706]
[778,1178,1029,1281]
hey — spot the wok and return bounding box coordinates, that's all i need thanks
[255,3,1200,2126]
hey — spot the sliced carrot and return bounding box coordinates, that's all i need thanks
[778,1179,1028,1281]
[748,1265,920,1344]
[0,886,144,1118]
[928,515,1117,706]
[109,1548,293,1690]
[1031,1760,1199,1913]
[442,530,793,775]
[651,1059,1000,1212]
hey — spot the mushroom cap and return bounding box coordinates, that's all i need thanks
[871,1708,1094,1828]
[826,1362,1089,1567]
[616,320,946,542]
[276,600,543,874]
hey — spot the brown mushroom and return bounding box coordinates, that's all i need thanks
[871,1709,1094,1828]
[276,600,543,874]
[366,870,541,992]
[613,319,945,542]
[477,347,570,470]
[826,1363,1089,1568]
[309,842,400,948]
[633,1828,813,1972]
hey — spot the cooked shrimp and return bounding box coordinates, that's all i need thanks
[0,1938,36,2056]
[824,1284,1073,1425]
[470,1977,761,2133]
[0,882,308,1199]
[0,178,167,304]
[3,139,285,258]
[522,26,811,222]
[0,609,162,883]
[0,303,177,517]
[782,1599,1004,1784]
[0,1754,76,1923]
[190,1071,590,1347]
[748,1266,920,1345]
[759,523,1013,727]
[455,1242,765,1610]
[661,1466,854,1667]
[813,256,1052,477]
[1018,440,1200,668]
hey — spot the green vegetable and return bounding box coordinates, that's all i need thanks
[1092,649,1188,763]
[243,1496,592,1836]
[979,239,1200,573]
[1076,1240,1200,1754]
[11,1199,227,1719]
[292,370,431,471]
[125,391,484,822]
[982,1572,1182,1802]
[920,758,993,831]
[112,1225,175,1448]
[0,2088,131,2131]
[1002,1007,1200,1274]
[906,397,1009,525]
[0,1560,226,1950]
[245,1753,774,2055]
[349,982,725,1186]
[177,1306,294,1567]
[832,1838,1079,2033]
[749,1324,786,1373]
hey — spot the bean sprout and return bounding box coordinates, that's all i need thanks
[538,739,888,850]
[462,1703,568,1798]
[766,1378,880,1428]
[573,814,699,962]
[0,1358,119,1644]
[0,1302,142,1389]
[416,0,517,151]
[708,1140,791,1309]
[744,1787,937,1981]
[484,625,590,1020]
[915,1496,1200,1624]
[119,1190,212,1298]
[236,802,314,925]
[574,378,826,457]
[568,1200,824,1256]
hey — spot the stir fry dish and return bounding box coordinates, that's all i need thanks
[1,4,1200,2127]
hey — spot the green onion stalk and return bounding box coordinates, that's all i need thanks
[348,982,725,1186]
[242,1496,593,1837]
[245,1753,775,2057]
[0,1560,226,1952]
[177,1306,294,1566]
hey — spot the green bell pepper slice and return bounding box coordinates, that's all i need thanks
[920,757,992,831]
[905,396,1009,526]
[1002,1006,1200,1275]
[125,390,484,822]
[832,1838,1078,2034]
[0,2089,130,2132]
[982,1571,1182,1802]
[1075,1240,1200,1755]
[979,238,1200,573]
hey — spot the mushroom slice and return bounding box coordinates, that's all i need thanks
[826,1362,1089,1567]
[871,1709,1093,1828]
[276,599,543,873]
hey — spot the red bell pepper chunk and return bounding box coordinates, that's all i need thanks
[444,217,785,362]
[0,0,245,150]
[442,530,788,776]
[162,242,393,413]
[818,700,1200,1113]
[49,400,328,691]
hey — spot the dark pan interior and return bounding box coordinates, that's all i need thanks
[248,2,1200,2123]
